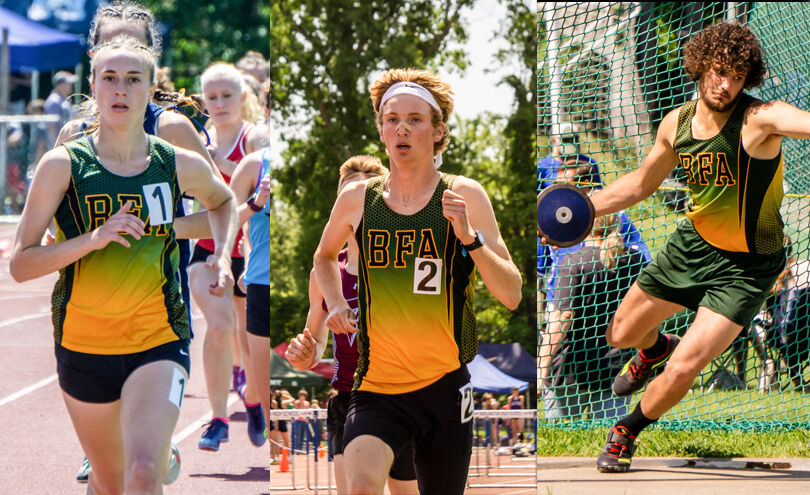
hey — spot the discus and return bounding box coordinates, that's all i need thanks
[536,183,595,247]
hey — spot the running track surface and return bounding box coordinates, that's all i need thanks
[0,221,536,495]
[0,221,269,494]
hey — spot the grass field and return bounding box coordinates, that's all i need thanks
[538,427,810,458]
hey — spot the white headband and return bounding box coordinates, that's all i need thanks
[379,81,444,168]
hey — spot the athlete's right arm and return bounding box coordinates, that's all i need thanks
[312,181,365,334]
[589,108,681,217]
[286,269,330,370]
[9,148,146,282]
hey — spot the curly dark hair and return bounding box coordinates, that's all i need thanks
[683,22,767,90]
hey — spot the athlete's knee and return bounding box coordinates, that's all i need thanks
[605,317,633,348]
[88,474,125,495]
[124,456,163,493]
[203,315,235,342]
[347,470,386,495]
[661,360,700,391]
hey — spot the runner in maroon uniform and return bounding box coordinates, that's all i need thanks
[286,155,417,495]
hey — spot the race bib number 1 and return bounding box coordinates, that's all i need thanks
[143,183,173,225]
[413,257,442,295]
[459,383,474,424]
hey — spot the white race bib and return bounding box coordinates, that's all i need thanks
[413,257,442,295]
[459,383,474,424]
[143,182,173,225]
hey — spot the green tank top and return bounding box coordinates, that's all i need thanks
[52,135,189,354]
[674,93,784,254]
[354,173,477,394]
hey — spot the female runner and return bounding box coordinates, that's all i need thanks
[192,61,270,450]
[10,36,237,494]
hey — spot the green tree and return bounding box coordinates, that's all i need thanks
[269,0,473,342]
[270,0,535,354]
[141,0,270,90]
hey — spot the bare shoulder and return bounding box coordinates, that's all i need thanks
[247,123,272,151]
[337,178,368,206]
[156,109,196,135]
[657,106,681,144]
[743,98,782,125]
[449,174,487,198]
[32,146,72,190]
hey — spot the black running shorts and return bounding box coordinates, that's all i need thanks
[343,366,473,493]
[56,339,191,403]
[246,284,270,337]
[327,390,416,480]
[190,243,246,297]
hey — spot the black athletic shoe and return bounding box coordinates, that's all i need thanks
[596,426,637,473]
[612,334,680,397]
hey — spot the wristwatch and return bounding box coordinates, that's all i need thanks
[246,193,263,212]
[462,230,485,252]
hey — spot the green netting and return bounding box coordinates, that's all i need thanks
[537,2,810,431]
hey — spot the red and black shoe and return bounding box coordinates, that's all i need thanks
[612,334,680,397]
[597,425,637,473]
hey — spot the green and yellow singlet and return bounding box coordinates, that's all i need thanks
[674,93,784,254]
[52,136,189,354]
[354,174,478,394]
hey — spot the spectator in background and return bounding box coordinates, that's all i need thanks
[541,213,644,420]
[25,99,48,170]
[545,158,651,310]
[237,50,270,84]
[44,70,77,145]
[293,389,312,453]
[508,387,525,445]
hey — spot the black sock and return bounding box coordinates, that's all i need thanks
[641,332,668,360]
[616,403,657,437]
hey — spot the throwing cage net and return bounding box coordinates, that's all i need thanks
[538,2,810,431]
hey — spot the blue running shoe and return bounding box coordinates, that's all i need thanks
[76,457,91,483]
[246,403,268,447]
[163,443,181,484]
[198,418,229,451]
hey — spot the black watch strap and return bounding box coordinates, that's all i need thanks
[462,230,484,252]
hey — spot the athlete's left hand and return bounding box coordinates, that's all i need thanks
[237,271,247,293]
[442,189,475,245]
[206,254,234,296]
[286,328,317,370]
[255,173,271,209]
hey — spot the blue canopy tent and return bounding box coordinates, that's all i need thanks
[0,8,83,205]
[0,7,82,73]
[467,354,529,394]
[477,342,537,385]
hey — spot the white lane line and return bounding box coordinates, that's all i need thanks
[0,311,50,329]
[0,374,57,407]
[172,394,240,444]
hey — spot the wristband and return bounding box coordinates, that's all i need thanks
[246,194,263,212]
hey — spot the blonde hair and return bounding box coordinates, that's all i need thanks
[338,155,388,192]
[591,213,625,271]
[369,68,454,155]
[201,62,263,124]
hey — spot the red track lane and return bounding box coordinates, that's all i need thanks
[0,222,269,494]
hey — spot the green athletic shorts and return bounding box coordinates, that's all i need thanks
[636,221,786,327]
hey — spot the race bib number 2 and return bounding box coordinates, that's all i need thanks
[459,383,474,424]
[143,183,173,225]
[413,257,442,295]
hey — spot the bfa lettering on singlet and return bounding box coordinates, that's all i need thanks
[678,152,735,186]
[84,183,174,236]
[366,228,443,295]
